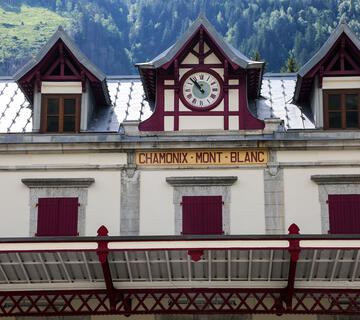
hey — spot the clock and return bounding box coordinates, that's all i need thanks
[179,68,223,111]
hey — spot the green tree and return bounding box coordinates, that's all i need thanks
[281,52,300,73]
[252,48,267,70]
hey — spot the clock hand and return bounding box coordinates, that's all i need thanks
[190,77,205,94]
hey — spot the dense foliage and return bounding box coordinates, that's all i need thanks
[1,0,360,75]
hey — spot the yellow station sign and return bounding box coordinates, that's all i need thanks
[136,149,268,167]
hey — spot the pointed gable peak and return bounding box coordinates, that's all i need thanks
[14,26,106,83]
[136,13,263,71]
[13,26,111,106]
[297,21,360,78]
[295,21,360,102]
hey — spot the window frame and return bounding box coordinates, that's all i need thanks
[41,94,81,133]
[323,89,360,129]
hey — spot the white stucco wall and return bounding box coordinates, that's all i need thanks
[280,148,360,234]
[0,152,125,237]
[139,168,265,235]
[284,166,360,234]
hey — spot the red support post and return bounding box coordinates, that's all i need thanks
[283,223,301,311]
[96,225,119,312]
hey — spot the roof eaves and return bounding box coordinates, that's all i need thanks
[298,22,360,78]
[136,13,259,71]
[13,26,106,82]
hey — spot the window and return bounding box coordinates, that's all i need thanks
[37,197,78,236]
[182,196,223,235]
[41,94,80,133]
[328,194,360,234]
[323,90,360,129]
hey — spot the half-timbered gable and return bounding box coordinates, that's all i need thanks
[295,22,360,129]
[136,14,265,132]
[13,26,111,133]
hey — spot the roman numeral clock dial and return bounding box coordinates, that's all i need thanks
[180,69,223,111]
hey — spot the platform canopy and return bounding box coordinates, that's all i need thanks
[0,225,360,317]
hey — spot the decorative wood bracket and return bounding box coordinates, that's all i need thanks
[188,249,204,262]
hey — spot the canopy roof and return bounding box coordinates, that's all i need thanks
[0,225,359,316]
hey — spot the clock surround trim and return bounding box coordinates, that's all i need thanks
[179,67,224,111]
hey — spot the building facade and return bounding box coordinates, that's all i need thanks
[0,14,360,319]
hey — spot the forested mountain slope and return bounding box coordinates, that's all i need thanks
[0,0,359,75]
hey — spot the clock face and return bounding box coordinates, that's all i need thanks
[180,70,222,110]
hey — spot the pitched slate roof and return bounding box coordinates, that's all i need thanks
[257,74,314,130]
[0,74,313,133]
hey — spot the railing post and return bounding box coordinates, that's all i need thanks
[96,225,118,311]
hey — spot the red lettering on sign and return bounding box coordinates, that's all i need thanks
[146,153,153,164]
[250,152,258,162]
[258,151,264,162]
[244,152,250,162]
[181,153,188,163]
[159,153,166,163]
[139,153,146,164]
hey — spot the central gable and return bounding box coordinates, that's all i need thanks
[136,14,265,132]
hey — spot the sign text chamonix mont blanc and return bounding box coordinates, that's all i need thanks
[136,149,268,167]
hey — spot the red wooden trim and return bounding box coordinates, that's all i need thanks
[139,70,165,131]
[59,42,64,76]
[325,52,339,72]
[65,58,80,77]
[36,71,41,92]
[41,75,81,81]
[203,48,213,59]
[224,60,229,130]
[44,58,61,76]
[344,52,360,70]
[199,27,204,64]
[174,59,179,131]
[340,37,345,71]
[180,63,223,68]
[324,70,360,75]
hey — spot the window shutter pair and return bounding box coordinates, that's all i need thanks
[37,198,78,236]
[182,196,223,235]
[328,194,360,234]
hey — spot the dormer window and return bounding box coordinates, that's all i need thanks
[323,89,360,129]
[41,94,81,133]
[13,26,111,133]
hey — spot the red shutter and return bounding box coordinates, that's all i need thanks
[182,196,222,235]
[328,194,360,234]
[37,198,59,236]
[37,197,78,236]
[58,198,78,236]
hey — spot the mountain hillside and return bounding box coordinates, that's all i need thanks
[1,0,360,75]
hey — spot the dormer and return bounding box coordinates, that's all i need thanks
[13,26,111,133]
[136,14,265,132]
[294,22,360,130]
